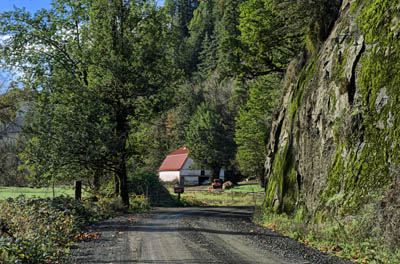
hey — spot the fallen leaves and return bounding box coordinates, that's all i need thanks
[331,245,342,252]
[75,232,101,241]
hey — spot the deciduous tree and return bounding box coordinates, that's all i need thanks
[0,0,176,206]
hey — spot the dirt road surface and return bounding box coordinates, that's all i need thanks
[68,207,351,264]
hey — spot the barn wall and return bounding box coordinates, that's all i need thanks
[159,171,180,182]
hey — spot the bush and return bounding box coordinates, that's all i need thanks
[130,194,150,212]
[128,170,162,196]
[0,196,97,263]
[96,196,126,218]
[128,170,177,206]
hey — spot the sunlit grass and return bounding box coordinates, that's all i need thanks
[225,183,264,193]
[173,190,265,206]
[199,183,264,192]
[0,186,75,200]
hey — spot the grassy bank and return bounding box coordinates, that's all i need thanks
[254,205,400,264]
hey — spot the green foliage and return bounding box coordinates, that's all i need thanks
[186,103,235,179]
[0,196,98,263]
[129,116,172,172]
[128,171,161,196]
[0,0,177,206]
[238,0,299,77]
[196,32,219,79]
[166,0,200,76]
[130,194,150,212]
[235,75,279,185]
[128,170,178,207]
[166,0,199,38]
[0,138,27,186]
[0,87,29,132]
[187,0,217,75]
[171,81,205,144]
[275,0,341,48]
[96,196,126,218]
[215,0,243,77]
[0,87,30,186]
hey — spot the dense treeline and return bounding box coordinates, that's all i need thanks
[0,0,342,205]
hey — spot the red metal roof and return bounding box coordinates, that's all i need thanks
[158,147,189,171]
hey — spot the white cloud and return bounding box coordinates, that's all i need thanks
[0,35,10,42]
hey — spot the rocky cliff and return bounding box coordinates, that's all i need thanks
[264,0,400,217]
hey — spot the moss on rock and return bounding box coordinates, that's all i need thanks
[264,0,400,217]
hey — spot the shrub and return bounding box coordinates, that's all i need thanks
[130,194,150,212]
[96,196,126,218]
[128,170,161,196]
[0,196,97,263]
[128,170,177,206]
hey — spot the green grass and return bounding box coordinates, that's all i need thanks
[174,190,265,206]
[0,186,75,200]
[225,183,264,193]
[168,183,265,206]
[199,183,264,192]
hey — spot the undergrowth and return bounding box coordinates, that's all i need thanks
[0,194,150,263]
[254,180,400,264]
[0,196,97,263]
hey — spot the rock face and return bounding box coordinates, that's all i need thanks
[264,0,400,216]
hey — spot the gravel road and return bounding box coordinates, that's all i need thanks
[68,207,352,264]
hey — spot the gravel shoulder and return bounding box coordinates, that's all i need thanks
[68,207,352,264]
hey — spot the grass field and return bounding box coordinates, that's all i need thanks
[224,183,264,193]
[170,183,265,206]
[177,191,264,206]
[0,186,75,200]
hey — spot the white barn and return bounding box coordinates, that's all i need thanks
[158,146,224,185]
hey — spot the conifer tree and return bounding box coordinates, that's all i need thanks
[235,75,279,185]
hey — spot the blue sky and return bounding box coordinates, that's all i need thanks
[0,0,52,13]
[0,0,164,13]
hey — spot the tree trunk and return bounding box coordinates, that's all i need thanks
[75,180,82,200]
[258,167,266,188]
[117,158,130,208]
[93,170,101,192]
[114,172,120,196]
[210,165,221,181]
[115,110,129,208]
